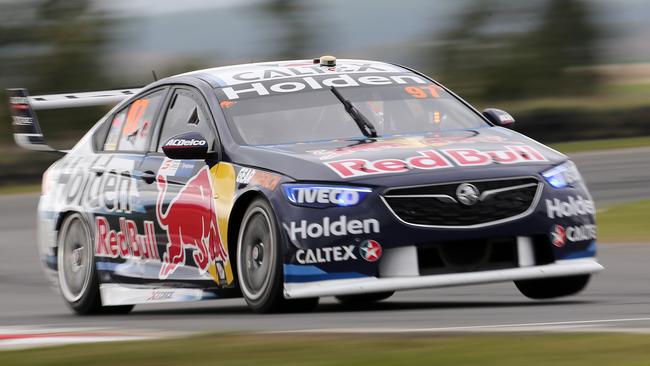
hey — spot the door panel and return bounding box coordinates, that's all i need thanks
[135,86,229,288]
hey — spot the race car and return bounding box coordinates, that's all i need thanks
[8,56,602,314]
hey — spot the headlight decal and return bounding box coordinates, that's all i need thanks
[283,184,372,208]
[542,161,583,188]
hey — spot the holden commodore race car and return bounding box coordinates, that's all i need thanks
[8,56,602,314]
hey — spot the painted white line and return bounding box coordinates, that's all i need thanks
[268,317,650,334]
[0,336,151,350]
[0,327,187,351]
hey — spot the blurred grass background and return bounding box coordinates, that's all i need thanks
[1,0,649,186]
[1,332,650,366]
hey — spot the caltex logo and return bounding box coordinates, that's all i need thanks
[551,225,566,247]
[359,240,382,262]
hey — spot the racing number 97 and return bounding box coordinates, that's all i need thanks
[123,99,150,137]
[404,85,440,99]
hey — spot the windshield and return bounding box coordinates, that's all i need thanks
[215,75,489,146]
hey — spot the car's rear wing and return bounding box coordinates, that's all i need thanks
[7,87,141,154]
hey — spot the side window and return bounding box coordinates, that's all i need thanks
[157,89,216,152]
[116,91,164,151]
[103,90,165,152]
[103,110,126,151]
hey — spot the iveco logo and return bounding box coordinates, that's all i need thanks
[456,183,480,206]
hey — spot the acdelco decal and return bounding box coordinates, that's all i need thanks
[156,166,228,279]
[284,215,380,241]
[325,146,547,178]
[164,138,207,147]
[95,216,159,260]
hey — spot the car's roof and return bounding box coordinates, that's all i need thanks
[173,58,413,88]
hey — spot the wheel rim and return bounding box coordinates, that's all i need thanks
[58,214,92,303]
[237,207,275,301]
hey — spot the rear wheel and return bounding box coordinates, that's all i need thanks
[237,198,318,313]
[515,275,591,299]
[57,213,133,315]
[336,291,395,305]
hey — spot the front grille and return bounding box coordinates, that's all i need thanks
[383,177,540,227]
[418,237,518,275]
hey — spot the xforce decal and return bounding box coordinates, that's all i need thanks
[156,166,229,281]
[325,146,547,178]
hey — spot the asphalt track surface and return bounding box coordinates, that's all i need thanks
[0,148,648,334]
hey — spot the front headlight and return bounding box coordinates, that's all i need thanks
[283,184,372,208]
[542,161,583,188]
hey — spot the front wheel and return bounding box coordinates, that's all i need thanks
[57,213,133,315]
[237,198,318,313]
[515,275,591,299]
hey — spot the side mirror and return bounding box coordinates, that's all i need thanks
[162,132,209,160]
[483,108,515,128]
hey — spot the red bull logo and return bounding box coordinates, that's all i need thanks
[156,166,228,279]
[308,135,510,160]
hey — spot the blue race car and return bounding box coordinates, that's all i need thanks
[8,56,601,314]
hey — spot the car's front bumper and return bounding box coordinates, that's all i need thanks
[284,256,602,299]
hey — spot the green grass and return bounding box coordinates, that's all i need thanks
[597,199,650,243]
[1,333,650,366]
[490,80,650,113]
[0,183,41,195]
[549,136,650,153]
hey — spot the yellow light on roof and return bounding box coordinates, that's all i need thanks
[319,55,336,67]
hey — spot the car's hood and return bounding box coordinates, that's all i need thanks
[230,127,566,185]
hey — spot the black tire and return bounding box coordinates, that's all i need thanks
[336,291,395,305]
[515,275,591,300]
[57,213,134,315]
[236,198,318,313]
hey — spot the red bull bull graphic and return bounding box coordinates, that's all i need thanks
[156,166,229,280]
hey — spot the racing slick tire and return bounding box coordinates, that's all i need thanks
[57,213,134,315]
[237,198,318,313]
[336,291,395,305]
[515,274,591,299]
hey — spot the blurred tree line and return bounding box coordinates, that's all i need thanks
[0,0,112,144]
[434,0,600,101]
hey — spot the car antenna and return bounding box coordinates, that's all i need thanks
[152,70,158,82]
